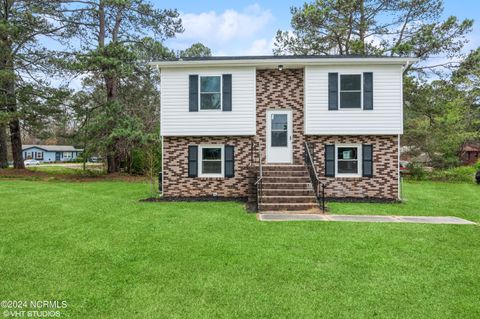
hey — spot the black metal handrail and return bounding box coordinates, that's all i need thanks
[254,142,263,211]
[304,142,326,212]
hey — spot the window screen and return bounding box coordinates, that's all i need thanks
[340,74,361,108]
[200,76,221,110]
[271,114,288,147]
[337,147,359,174]
[201,147,222,174]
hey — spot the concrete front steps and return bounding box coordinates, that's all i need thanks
[258,165,321,213]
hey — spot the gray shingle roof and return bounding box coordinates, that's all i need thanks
[160,54,411,62]
[22,145,83,152]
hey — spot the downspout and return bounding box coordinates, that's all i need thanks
[156,64,164,197]
[398,60,410,200]
[398,134,401,200]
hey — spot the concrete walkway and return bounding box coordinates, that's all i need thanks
[258,213,476,225]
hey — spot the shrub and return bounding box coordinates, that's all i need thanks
[406,162,426,180]
[130,149,145,175]
[130,147,162,176]
[474,160,480,171]
[427,166,476,183]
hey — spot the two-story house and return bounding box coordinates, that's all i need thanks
[151,55,416,212]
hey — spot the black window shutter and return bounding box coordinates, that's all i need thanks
[362,144,373,177]
[325,144,335,177]
[224,145,234,177]
[328,73,338,110]
[222,74,232,111]
[363,72,373,110]
[189,75,199,112]
[188,145,198,177]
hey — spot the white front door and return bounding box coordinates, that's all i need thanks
[266,110,293,163]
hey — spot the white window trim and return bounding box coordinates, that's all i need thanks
[198,144,224,177]
[338,73,363,109]
[199,75,222,111]
[335,144,362,177]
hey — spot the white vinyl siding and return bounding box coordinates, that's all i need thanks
[305,64,403,135]
[161,67,256,136]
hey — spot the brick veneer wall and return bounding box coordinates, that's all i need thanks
[162,69,399,201]
[256,69,305,164]
[162,136,254,198]
[305,135,399,200]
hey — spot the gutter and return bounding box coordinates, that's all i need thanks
[149,57,419,68]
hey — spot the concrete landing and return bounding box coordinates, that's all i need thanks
[258,213,476,225]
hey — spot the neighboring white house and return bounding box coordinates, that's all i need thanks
[22,145,84,163]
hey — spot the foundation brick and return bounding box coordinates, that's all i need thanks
[163,136,254,198]
[305,135,399,200]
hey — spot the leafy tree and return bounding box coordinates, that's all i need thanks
[1,0,73,168]
[68,40,174,174]
[403,74,480,167]
[453,48,480,105]
[274,0,473,73]
[179,43,212,58]
[60,0,182,173]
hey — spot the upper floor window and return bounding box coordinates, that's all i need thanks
[340,74,362,109]
[200,76,221,110]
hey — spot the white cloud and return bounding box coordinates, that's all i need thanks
[169,4,274,54]
[179,4,272,42]
[244,37,275,55]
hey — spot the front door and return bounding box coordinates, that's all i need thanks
[266,110,293,163]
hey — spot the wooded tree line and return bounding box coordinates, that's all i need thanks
[0,0,211,173]
[0,0,478,173]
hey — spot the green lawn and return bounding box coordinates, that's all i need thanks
[330,181,480,222]
[28,164,105,176]
[0,180,479,318]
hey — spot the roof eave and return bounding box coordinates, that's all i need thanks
[148,57,418,68]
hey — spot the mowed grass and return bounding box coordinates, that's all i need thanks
[330,181,480,222]
[28,164,105,176]
[0,180,479,318]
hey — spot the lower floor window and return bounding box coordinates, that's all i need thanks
[199,145,223,176]
[336,145,361,176]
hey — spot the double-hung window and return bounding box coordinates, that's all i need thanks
[339,74,362,108]
[336,145,362,177]
[200,76,221,110]
[199,145,224,177]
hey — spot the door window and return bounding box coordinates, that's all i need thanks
[271,114,288,147]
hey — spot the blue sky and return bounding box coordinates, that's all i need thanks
[154,0,480,56]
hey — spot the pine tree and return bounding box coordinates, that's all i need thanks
[62,0,183,173]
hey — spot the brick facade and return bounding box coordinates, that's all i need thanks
[162,68,400,201]
[256,69,305,164]
[163,136,254,198]
[305,135,399,200]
